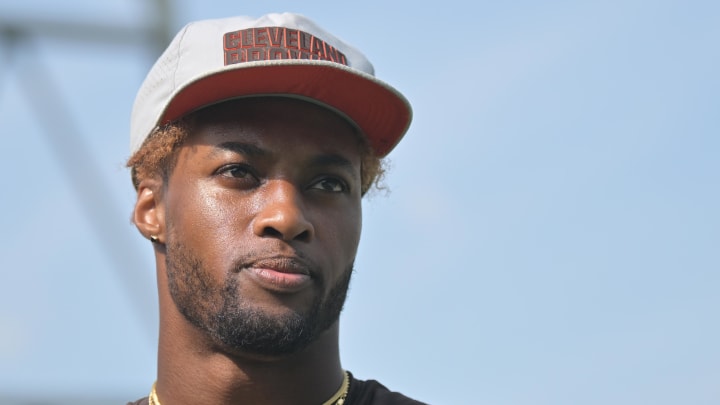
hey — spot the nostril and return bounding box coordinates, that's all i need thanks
[295,230,311,242]
[262,226,311,242]
[262,227,283,238]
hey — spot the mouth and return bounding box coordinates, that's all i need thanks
[242,257,314,293]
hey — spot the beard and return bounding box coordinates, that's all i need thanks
[165,240,353,357]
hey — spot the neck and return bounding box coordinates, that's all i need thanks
[157,330,344,405]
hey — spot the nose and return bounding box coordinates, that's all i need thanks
[252,180,314,242]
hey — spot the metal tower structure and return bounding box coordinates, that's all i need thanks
[0,2,174,403]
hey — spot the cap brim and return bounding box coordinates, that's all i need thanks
[159,60,412,157]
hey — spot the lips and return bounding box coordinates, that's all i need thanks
[242,257,314,293]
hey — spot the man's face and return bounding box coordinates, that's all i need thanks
[160,98,363,356]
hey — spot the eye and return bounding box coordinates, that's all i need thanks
[215,164,260,185]
[310,177,348,193]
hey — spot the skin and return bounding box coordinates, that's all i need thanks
[133,98,364,405]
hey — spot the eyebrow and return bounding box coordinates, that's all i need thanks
[209,141,268,158]
[208,141,358,179]
[309,154,358,179]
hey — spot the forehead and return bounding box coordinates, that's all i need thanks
[182,97,365,156]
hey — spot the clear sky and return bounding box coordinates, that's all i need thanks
[0,1,718,404]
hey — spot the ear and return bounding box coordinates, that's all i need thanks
[133,178,166,244]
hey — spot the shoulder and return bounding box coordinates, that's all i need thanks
[126,398,148,405]
[346,373,430,405]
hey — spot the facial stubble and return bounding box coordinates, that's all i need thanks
[165,239,353,357]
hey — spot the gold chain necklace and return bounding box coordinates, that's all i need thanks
[321,371,350,405]
[149,371,350,405]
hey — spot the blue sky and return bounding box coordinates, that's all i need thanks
[0,1,718,404]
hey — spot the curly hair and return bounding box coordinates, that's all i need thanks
[127,117,387,196]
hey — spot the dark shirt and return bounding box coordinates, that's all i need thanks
[344,376,428,404]
[127,373,428,404]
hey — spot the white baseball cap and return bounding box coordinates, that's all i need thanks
[130,12,412,157]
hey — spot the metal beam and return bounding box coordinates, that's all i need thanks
[0,16,158,47]
[0,1,176,341]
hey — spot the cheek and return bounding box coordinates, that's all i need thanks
[167,183,253,252]
[314,202,362,264]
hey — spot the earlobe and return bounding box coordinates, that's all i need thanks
[133,179,165,244]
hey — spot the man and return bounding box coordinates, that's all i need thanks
[126,12,423,405]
